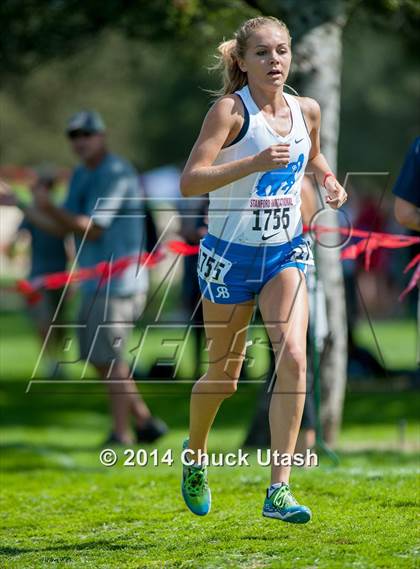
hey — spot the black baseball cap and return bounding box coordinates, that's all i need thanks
[65,110,106,135]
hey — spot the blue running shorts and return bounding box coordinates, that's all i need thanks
[197,233,314,304]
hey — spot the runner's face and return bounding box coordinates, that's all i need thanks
[239,25,291,89]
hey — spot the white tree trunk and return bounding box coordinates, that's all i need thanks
[294,21,348,446]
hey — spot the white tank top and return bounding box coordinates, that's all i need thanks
[207,84,311,245]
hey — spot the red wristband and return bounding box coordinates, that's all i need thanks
[323,171,335,188]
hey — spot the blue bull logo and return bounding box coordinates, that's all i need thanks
[255,153,304,196]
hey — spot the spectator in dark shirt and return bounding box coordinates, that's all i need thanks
[392,137,420,365]
[393,137,420,232]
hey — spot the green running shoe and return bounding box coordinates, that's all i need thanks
[181,438,211,516]
[263,483,312,524]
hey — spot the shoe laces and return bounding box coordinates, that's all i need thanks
[184,465,208,497]
[272,484,298,509]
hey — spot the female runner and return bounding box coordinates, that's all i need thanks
[180,16,347,523]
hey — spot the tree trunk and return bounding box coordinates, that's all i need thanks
[293,20,348,446]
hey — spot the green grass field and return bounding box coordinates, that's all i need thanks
[1,310,419,568]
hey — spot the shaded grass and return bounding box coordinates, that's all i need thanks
[354,318,418,370]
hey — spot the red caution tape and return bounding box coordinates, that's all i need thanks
[15,279,42,305]
[6,227,420,305]
[303,224,419,270]
[404,253,420,273]
[399,254,420,301]
[166,241,200,255]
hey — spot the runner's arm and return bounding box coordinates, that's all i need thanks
[181,96,290,197]
[300,97,347,209]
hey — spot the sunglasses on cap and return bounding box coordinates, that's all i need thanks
[67,129,96,140]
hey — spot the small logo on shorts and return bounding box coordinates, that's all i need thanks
[216,286,230,299]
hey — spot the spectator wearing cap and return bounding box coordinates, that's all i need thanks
[17,110,168,445]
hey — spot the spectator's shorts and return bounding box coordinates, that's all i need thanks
[78,292,147,366]
[197,232,314,304]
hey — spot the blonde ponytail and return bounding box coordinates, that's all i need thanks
[210,16,291,98]
[212,39,248,96]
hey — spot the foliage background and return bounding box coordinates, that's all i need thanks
[1,4,419,178]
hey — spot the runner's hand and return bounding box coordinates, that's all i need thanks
[325,177,347,209]
[251,144,290,172]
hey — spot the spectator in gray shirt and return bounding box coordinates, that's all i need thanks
[11,111,168,445]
